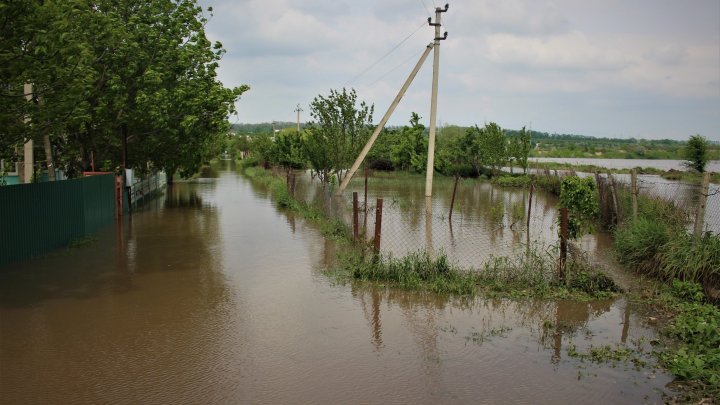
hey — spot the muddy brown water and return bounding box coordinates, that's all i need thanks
[1,162,675,404]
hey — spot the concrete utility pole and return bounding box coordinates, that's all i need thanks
[294,104,303,132]
[425,3,448,197]
[337,42,436,194]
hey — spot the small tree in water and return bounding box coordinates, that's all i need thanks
[684,134,709,173]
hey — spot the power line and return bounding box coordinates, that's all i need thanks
[366,47,427,87]
[418,0,432,17]
[345,20,427,86]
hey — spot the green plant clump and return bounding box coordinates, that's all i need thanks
[657,281,720,396]
[492,175,531,188]
[349,251,479,296]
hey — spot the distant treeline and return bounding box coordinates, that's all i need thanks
[232,123,719,161]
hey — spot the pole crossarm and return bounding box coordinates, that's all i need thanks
[336,42,435,195]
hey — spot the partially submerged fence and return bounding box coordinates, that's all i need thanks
[596,171,717,236]
[0,174,116,266]
[285,168,717,273]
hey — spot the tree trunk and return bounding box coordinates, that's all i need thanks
[43,134,55,180]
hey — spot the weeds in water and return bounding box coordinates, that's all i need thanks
[68,236,97,248]
[465,325,512,345]
[567,343,648,370]
[488,201,505,226]
[479,245,618,300]
[349,251,479,296]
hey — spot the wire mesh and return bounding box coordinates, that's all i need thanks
[289,169,718,272]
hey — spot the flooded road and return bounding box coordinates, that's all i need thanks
[1,163,674,403]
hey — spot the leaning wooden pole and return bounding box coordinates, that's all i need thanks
[336,43,435,195]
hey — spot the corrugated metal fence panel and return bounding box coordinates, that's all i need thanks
[82,174,115,234]
[0,175,114,267]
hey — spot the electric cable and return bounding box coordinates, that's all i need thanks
[345,20,427,86]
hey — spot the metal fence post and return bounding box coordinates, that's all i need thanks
[694,172,711,237]
[374,198,383,253]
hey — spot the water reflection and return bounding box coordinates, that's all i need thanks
[1,164,676,404]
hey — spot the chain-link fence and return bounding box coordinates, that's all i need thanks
[595,171,718,236]
[290,170,565,270]
[286,168,717,272]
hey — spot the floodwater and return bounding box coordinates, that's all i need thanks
[1,162,675,404]
[530,157,720,172]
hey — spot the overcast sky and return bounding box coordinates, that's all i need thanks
[198,0,719,140]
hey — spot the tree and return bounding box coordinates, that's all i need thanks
[390,113,427,172]
[559,176,599,239]
[684,134,709,173]
[305,88,373,184]
[0,0,247,180]
[516,126,532,174]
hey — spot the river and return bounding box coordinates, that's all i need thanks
[0,162,675,404]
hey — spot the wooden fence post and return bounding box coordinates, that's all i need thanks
[448,175,459,222]
[631,169,638,222]
[526,182,534,246]
[353,192,359,242]
[608,172,621,225]
[694,172,711,237]
[374,198,383,253]
[559,207,569,282]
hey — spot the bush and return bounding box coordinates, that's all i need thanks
[614,217,672,275]
[492,175,531,188]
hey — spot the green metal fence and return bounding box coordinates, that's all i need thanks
[0,174,116,267]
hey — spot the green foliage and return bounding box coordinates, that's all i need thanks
[390,112,427,172]
[480,246,617,299]
[614,217,672,274]
[658,283,720,387]
[507,126,532,174]
[305,88,373,184]
[559,176,599,238]
[683,134,709,173]
[492,175,531,188]
[614,216,719,284]
[1,0,248,179]
[350,251,479,296]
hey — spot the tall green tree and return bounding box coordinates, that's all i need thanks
[305,88,373,184]
[0,0,247,179]
[511,126,532,174]
[684,134,709,173]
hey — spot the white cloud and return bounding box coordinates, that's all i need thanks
[199,0,720,139]
[486,31,629,71]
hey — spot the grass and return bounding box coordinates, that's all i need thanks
[347,251,479,296]
[614,213,719,290]
[629,280,720,402]
[478,245,618,300]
